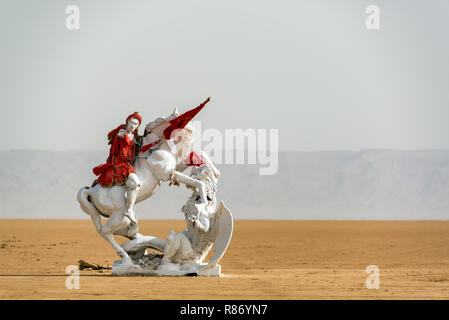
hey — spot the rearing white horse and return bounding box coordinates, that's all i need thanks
[77,109,220,265]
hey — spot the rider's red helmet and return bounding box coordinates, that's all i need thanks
[126,112,142,126]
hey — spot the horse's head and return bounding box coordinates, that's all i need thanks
[144,118,169,137]
[143,108,195,163]
[168,106,195,139]
[145,108,193,138]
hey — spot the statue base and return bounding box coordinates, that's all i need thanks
[111,253,222,277]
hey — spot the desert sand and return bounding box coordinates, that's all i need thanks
[1,219,449,299]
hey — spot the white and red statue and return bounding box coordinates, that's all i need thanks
[77,98,233,276]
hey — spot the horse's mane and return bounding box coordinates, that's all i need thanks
[170,124,195,162]
[142,111,195,163]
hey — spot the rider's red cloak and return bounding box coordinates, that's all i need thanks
[92,124,137,187]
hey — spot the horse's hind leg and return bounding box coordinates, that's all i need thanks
[113,223,141,240]
[100,213,133,265]
[77,187,102,233]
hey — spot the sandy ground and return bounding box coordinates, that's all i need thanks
[1,219,449,299]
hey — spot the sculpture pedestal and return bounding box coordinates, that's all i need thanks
[112,253,222,276]
[114,200,233,277]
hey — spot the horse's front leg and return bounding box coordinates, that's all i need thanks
[197,150,220,179]
[171,170,207,205]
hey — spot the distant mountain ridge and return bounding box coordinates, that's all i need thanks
[0,149,448,219]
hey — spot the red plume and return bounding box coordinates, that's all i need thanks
[163,97,211,140]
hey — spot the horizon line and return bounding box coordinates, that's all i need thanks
[0,218,448,221]
[2,148,449,153]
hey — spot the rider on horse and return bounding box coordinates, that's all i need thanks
[92,112,143,224]
[91,98,212,226]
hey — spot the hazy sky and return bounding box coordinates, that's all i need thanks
[0,0,448,151]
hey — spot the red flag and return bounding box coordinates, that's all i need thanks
[163,97,210,140]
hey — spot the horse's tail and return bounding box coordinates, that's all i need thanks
[77,186,102,233]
